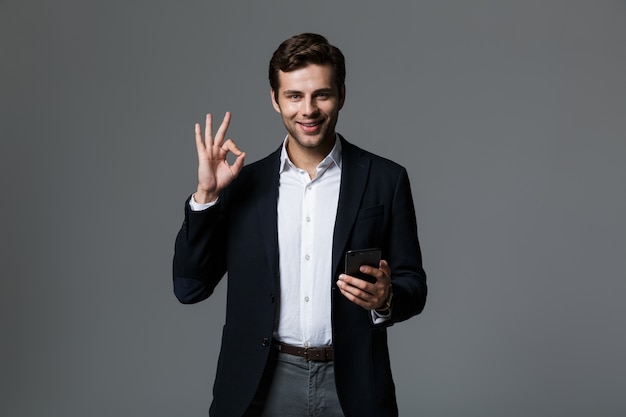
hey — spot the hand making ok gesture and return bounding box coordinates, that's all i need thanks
[194,112,246,204]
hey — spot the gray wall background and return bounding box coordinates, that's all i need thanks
[2,1,625,416]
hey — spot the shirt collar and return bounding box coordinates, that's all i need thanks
[279,134,342,174]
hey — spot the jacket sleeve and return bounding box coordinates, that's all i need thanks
[172,196,228,304]
[386,167,427,324]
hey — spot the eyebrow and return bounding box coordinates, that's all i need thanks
[282,88,335,95]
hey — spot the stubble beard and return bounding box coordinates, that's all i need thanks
[285,119,337,153]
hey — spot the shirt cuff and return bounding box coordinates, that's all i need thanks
[371,309,391,325]
[189,193,219,211]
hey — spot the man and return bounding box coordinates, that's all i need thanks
[173,33,427,417]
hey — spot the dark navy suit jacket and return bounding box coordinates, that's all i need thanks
[173,136,427,417]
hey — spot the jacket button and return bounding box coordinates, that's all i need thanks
[262,338,270,347]
[270,293,275,303]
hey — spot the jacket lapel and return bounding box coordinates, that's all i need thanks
[332,136,371,277]
[253,148,282,280]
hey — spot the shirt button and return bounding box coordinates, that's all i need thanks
[304,296,310,302]
[305,254,310,261]
[306,216,311,222]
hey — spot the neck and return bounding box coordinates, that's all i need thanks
[286,136,335,179]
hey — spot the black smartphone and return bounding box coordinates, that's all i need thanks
[344,248,381,283]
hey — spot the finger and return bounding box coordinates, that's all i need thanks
[205,113,213,147]
[378,261,392,295]
[221,138,246,177]
[195,123,206,155]
[339,286,367,307]
[221,138,243,156]
[339,274,372,292]
[337,283,374,310]
[337,279,367,299]
[230,152,246,177]
[214,111,231,147]
[358,265,385,284]
[379,259,391,277]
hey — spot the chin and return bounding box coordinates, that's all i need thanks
[301,135,329,148]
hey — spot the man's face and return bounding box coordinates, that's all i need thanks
[271,64,345,156]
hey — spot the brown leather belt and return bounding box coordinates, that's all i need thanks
[275,342,333,362]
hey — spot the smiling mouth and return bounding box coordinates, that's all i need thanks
[297,120,324,134]
[298,121,322,127]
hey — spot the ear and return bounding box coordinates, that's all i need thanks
[270,89,281,113]
[338,85,346,110]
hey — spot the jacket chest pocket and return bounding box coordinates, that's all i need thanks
[352,205,385,247]
[357,204,384,220]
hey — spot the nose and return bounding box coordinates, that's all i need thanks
[302,96,318,117]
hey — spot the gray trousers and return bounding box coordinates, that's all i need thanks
[253,352,344,417]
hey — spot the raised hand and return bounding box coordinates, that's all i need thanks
[194,112,245,203]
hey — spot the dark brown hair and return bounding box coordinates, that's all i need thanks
[269,33,346,100]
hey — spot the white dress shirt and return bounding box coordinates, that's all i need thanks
[275,137,342,347]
